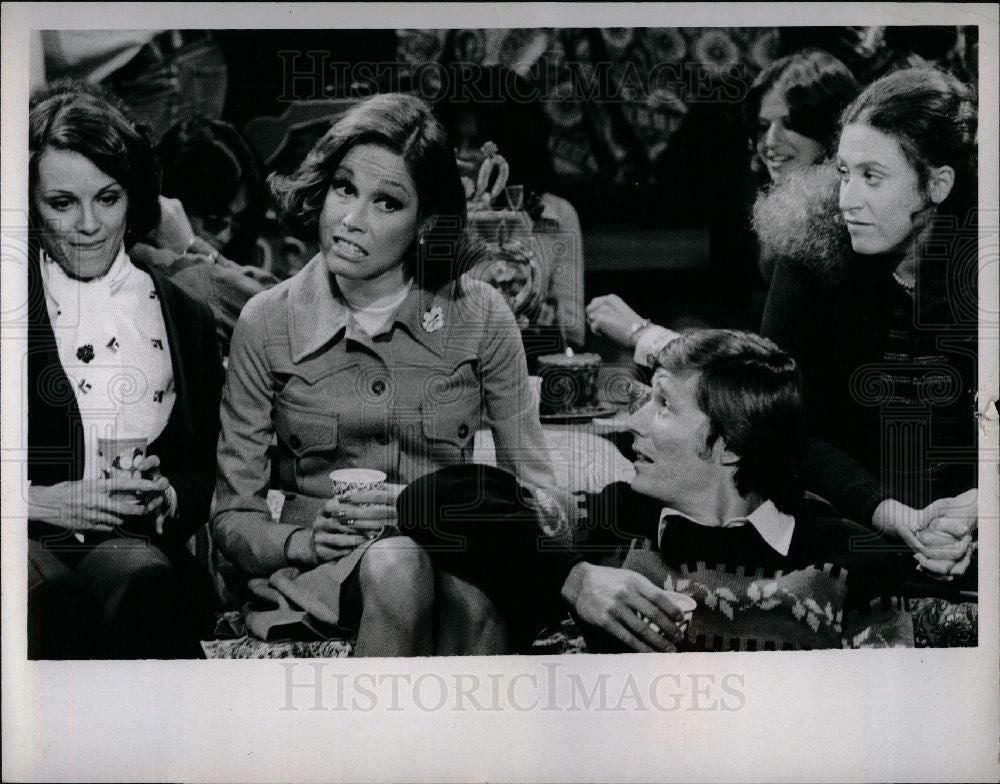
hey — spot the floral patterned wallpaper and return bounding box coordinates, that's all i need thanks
[396,26,977,223]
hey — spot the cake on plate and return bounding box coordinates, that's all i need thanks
[536,351,601,414]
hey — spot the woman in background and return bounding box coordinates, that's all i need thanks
[26,82,222,658]
[128,118,278,357]
[434,63,588,352]
[758,66,979,576]
[157,118,267,263]
[745,48,861,187]
[212,93,559,656]
[587,49,861,350]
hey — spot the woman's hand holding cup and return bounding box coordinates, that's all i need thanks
[27,476,165,533]
[310,492,400,561]
[307,470,404,563]
[133,454,172,534]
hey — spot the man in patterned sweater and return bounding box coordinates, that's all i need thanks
[561,329,915,652]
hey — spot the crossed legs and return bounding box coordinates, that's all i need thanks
[349,536,510,657]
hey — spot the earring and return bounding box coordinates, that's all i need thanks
[418,234,425,246]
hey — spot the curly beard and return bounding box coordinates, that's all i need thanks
[752,162,856,285]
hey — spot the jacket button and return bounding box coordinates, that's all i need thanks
[288,434,302,449]
[371,379,387,395]
[457,423,469,439]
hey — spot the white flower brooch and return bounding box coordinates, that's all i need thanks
[422,305,444,333]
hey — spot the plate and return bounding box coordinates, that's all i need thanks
[539,405,619,424]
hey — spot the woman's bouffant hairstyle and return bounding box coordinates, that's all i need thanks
[840,66,977,218]
[746,49,860,172]
[29,80,161,246]
[655,329,806,511]
[269,93,472,291]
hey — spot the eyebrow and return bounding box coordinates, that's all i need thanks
[334,165,413,196]
[41,181,123,196]
[837,158,892,172]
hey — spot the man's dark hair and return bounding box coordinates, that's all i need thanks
[655,329,805,509]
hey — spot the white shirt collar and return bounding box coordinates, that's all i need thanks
[657,499,795,556]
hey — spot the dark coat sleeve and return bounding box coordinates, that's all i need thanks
[146,271,225,547]
[761,260,887,527]
[129,240,275,357]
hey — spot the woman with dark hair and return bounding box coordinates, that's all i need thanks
[745,48,861,185]
[587,49,861,350]
[128,117,278,357]
[433,63,588,348]
[26,81,222,658]
[434,63,556,204]
[757,67,979,576]
[212,93,559,656]
[157,118,266,261]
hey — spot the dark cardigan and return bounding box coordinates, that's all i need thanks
[752,162,979,522]
[27,247,225,549]
[761,253,978,522]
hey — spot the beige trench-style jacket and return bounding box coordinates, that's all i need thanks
[212,254,556,575]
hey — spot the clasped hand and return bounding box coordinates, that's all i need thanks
[876,489,978,578]
[28,455,171,534]
[308,483,405,563]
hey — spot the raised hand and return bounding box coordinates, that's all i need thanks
[148,195,196,255]
[586,294,648,347]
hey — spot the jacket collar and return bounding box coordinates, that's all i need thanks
[658,499,796,556]
[287,254,452,363]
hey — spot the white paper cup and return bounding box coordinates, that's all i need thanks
[328,468,387,496]
[97,436,149,508]
[663,590,697,634]
[97,437,148,480]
